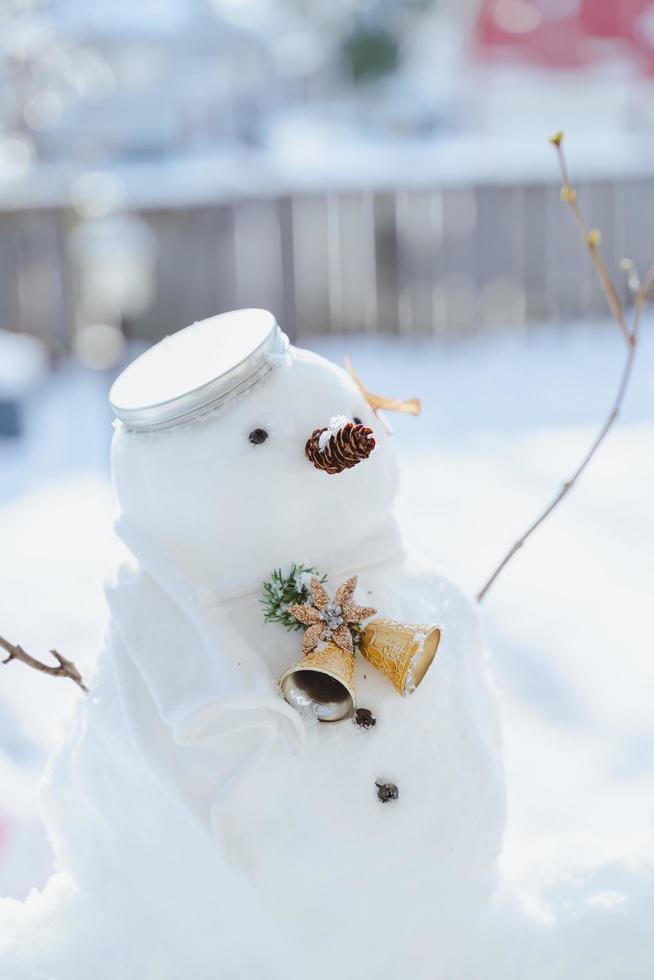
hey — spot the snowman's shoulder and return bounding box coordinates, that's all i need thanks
[405,558,473,598]
[427,578,481,655]
[367,553,481,647]
[396,553,478,616]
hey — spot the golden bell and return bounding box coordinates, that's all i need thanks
[279,642,357,722]
[360,619,441,696]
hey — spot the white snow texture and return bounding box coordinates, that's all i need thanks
[0,342,651,979]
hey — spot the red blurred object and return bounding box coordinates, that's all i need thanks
[476,0,654,73]
[476,0,585,68]
[579,0,646,40]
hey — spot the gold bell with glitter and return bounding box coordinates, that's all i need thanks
[279,642,357,722]
[278,574,374,721]
[359,619,441,696]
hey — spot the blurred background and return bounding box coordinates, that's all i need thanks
[1,0,653,914]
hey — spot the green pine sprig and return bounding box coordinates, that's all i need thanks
[261,564,327,632]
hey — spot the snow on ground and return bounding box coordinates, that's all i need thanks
[0,320,652,912]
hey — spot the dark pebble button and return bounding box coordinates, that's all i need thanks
[376,781,399,803]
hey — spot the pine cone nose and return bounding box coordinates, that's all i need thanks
[305,420,376,475]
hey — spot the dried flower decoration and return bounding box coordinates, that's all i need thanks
[344,356,420,421]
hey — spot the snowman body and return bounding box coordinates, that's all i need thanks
[0,319,505,979]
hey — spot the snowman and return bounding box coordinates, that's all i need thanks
[1,310,505,979]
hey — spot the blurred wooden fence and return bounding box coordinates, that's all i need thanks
[0,176,651,350]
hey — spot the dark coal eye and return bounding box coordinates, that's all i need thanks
[249,428,269,445]
[353,416,362,425]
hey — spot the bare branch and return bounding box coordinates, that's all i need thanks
[0,636,88,692]
[476,134,648,603]
[477,336,638,601]
[552,138,630,344]
[639,263,654,303]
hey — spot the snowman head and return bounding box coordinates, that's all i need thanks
[110,311,402,595]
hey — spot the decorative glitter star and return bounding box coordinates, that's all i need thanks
[287,576,377,656]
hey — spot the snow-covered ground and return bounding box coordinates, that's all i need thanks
[0,320,652,921]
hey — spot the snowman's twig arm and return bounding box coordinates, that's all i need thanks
[0,636,88,692]
[476,136,652,603]
[551,134,630,343]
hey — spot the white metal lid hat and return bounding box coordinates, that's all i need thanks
[109,309,288,432]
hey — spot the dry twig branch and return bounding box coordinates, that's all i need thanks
[0,636,88,692]
[477,133,650,603]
